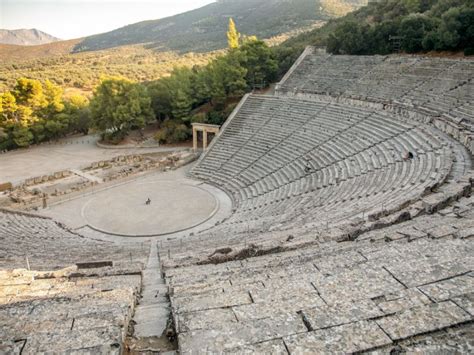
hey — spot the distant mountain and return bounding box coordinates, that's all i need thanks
[0,29,61,46]
[74,0,365,53]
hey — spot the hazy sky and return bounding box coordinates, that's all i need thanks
[0,0,215,39]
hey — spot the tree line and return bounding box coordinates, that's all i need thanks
[303,0,473,56]
[327,0,474,55]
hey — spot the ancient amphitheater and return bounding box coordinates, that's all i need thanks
[1,47,473,353]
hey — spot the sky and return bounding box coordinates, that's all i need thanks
[0,0,215,39]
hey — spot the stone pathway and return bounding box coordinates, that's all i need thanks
[128,241,175,353]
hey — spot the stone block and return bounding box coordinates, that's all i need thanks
[385,258,473,289]
[374,288,432,314]
[419,275,474,302]
[315,266,404,304]
[376,301,471,340]
[284,320,392,353]
[179,314,306,353]
[172,291,252,314]
[233,291,326,321]
[178,308,237,333]
[302,298,383,330]
[452,292,474,316]
[224,339,288,354]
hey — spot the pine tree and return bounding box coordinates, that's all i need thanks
[227,18,240,49]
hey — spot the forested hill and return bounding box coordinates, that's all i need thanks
[73,0,366,53]
[278,0,474,58]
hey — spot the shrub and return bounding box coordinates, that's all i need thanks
[154,120,191,144]
[465,47,474,56]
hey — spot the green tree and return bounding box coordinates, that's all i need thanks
[239,38,278,88]
[42,80,65,116]
[13,78,47,110]
[12,124,34,148]
[327,21,369,54]
[227,18,240,49]
[400,14,436,53]
[65,95,91,135]
[147,78,173,120]
[90,77,154,142]
[171,89,192,120]
[208,52,247,106]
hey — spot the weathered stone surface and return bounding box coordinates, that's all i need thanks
[284,320,392,353]
[302,298,383,330]
[374,288,432,314]
[224,339,288,354]
[21,327,124,353]
[233,292,326,321]
[249,280,317,303]
[179,314,306,353]
[452,292,474,316]
[172,291,252,314]
[419,274,474,302]
[314,266,404,304]
[385,258,473,288]
[395,322,474,354]
[427,224,458,239]
[376,301,471,340]
[178,308,237,333]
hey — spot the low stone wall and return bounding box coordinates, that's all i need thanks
[24,170,72,187]
[96,141,161,149]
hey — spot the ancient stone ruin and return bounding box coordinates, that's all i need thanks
[1,50,473,353]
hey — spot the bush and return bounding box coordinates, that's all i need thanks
[154,120,191,144]
[465,47,474,56]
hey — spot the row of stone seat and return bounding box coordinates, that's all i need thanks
[0,267,141,353]
[163,197,474,353]
[0,211,150,270]
[190,95,456,240]
[277,50,474,127]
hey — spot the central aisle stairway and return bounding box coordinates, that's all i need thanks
[127,241,176,353]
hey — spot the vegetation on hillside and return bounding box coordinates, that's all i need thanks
[0,0,366,95]
[0,22,278,148]
[277,0,474,62]
[0,45,216,94]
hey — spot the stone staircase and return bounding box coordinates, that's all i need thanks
[127,241,176,353]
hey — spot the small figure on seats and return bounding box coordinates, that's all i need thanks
[305,165,312,173]
[404,151,414,160]
[145,198,151,205]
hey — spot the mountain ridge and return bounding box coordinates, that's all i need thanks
[0,28,61,46]
[73,0,340,53]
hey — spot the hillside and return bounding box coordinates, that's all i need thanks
[0,39,81,62]
[0,29,60,45]
[73,0,366,53]
[0,45,217,95]
[278,0,474,59]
